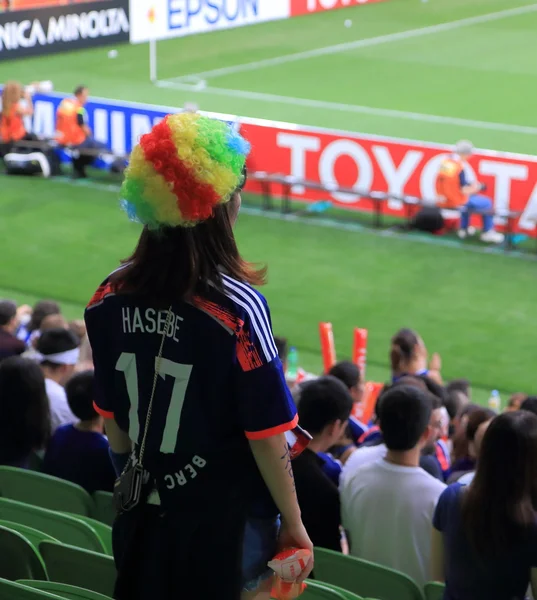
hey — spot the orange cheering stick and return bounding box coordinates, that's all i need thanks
[319,322,336,373]
[352,327,368,379]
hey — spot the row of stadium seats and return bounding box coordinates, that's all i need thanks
[0,497,112,554]
[0,465,446,600]
[0,467,115,525]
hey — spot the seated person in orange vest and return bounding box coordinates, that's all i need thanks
[0,81,36,151]
[436,140,504,244]
[56,85,109,178]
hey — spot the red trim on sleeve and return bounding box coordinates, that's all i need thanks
[87,282,115,310]
[93,401,114,419]
[245,414,299,441]
[193,296,262,370]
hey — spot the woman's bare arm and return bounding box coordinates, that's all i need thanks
[104,418,132,454]
[249,433,314,582]
[249,433,300,525]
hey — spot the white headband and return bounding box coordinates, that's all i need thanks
[36,348,80,365]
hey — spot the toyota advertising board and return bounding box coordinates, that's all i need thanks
[0,0,130,60]
[242,122,537,232]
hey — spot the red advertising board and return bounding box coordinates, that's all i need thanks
[241,121,537,234]
[291,0,388,17]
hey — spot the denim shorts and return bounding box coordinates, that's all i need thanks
[242,516,280,592]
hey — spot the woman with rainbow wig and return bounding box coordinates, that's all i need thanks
[84,113,313,599]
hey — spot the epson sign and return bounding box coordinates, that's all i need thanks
[0,1,130,60]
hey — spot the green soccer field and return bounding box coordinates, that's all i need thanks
[1,0,537,404]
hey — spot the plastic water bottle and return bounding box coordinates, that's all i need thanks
[287,347,299,381]
[488,390,501,413]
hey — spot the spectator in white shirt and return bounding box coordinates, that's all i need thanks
[340,377,445,486]
[340,385,446,587]
[36,328,80,434]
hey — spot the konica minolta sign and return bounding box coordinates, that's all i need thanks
[0,1,130,60]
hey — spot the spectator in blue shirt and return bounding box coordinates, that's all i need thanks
[83,115,313,599]
[452,141,504,244]
[432,411,537,600]
[328,361,368,464]
[43,370,115,493]
[329,361,367,436]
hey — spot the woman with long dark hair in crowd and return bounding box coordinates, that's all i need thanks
[0,356,50,468]
[85,113,313,600]
[432,411,537,599]
[390,328,442,384]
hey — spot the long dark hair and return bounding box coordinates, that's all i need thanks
[0,357,51,466]
[390,328,419,372]
[111,199,266,305]
[462,411,537,555]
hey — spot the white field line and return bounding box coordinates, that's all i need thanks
[155,80,537,135]
[170,3,537,84]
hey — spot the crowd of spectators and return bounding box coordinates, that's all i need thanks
[276,329,537,599]
[1,297,537,599]
[0,298,113,493]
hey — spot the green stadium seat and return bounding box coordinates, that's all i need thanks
[301,580,349,599]
[0,467,93,516]
[0,578,61,600]
[19,581,113,600]
[272,580,350,600]
[0,498,106,554]
[0,520,59,553]
[64,515,112,556]
[314,548,424,600]
[91,492,115,527]
[311,581,364,599]
[424,582,445,600]
[0,526,47,581]
[39,542,116,598]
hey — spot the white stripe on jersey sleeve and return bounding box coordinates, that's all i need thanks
[222,274,278,356]
[219,282,276,363]
[108,262,131,277]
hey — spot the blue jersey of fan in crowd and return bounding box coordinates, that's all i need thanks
[85,268,298,514]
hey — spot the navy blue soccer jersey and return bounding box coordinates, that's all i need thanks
[85,269,298,511]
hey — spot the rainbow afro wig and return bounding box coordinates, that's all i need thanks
[120,112,250,228]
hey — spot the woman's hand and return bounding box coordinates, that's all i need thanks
[278,519,314,583]
[428,352,443,385]
[429,352,442,372]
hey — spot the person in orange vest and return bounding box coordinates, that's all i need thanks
[0,81,35,150]
[436,140,504,244]
[56,85,109,179]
